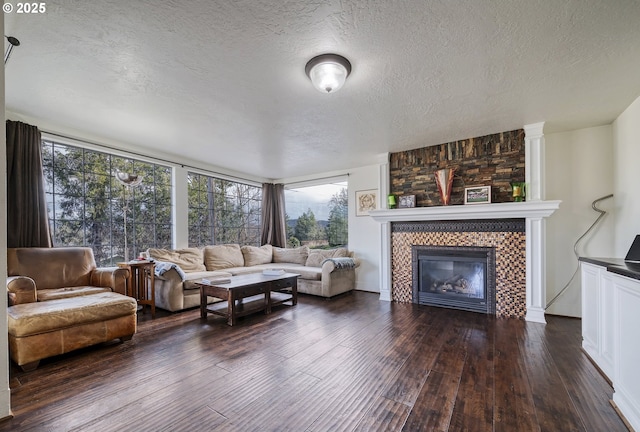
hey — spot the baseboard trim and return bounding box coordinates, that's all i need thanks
[0,412,15,424]
[610,399,635,432]
[580,347,613,386]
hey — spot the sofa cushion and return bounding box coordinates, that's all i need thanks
[148,248,205,272]
[224,265,272,276]
[272,246,309,265]
[305,248,349,267]
[279,265,321,281]
[224,263,320,281]
[181,270,233,290]
[7,292,137,338]
[37,286,112,302]
[241,244,273,266]
[204,244,245,270]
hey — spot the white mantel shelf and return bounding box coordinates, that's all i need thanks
[370,200,561,324]
[369,200,561,222]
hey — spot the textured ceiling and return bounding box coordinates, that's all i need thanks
[5,0,640,180]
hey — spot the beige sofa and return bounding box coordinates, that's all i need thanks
[148,244,357,312]
[6,247,137,371]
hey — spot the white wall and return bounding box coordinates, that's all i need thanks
[545,126,615,317]
[1,18,13,421]
[348,164,382,292]
[613,95,640,256]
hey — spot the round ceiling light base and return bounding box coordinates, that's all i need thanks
[305,54,352,94]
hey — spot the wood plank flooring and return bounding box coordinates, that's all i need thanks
[1,291,628,431]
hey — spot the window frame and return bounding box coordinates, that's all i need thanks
[187,171,262,247]
[42,138,174,266]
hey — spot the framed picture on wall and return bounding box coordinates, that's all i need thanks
[398,194,416,208]
[355,189,377,216]
[464,186,491,204]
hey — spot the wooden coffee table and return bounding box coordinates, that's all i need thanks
[197,272,299,326]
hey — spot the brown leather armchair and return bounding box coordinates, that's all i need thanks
[6,247,137,371]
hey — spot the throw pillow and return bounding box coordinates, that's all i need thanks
[204,244,245,270]
[272,246,309,265]
[148,248,205,272]
[305,252,327,268]
[332,248,349,258]
[305,248,349,267]
[241,244,273,266]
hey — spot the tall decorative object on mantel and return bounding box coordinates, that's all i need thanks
[115,172,143,262]
[434,168,455,205]
[511,181,526,202]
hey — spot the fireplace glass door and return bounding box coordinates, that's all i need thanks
[412,246,496,314]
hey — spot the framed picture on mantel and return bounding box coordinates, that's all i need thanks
[398,194,416,208]
[464,186,491,205]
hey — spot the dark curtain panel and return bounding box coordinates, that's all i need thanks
[260,183,286,247]
[6,120,53,248]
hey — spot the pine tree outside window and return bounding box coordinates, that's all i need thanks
[42,140,173,266]
[187,172,262,247]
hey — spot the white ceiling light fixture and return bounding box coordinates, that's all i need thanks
[305,54,352,94]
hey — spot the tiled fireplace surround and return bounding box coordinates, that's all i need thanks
[392,219,526,318]
[370,123,560,323]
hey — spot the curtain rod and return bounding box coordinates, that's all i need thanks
[41,130,264,186]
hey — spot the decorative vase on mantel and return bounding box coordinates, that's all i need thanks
[434,168,455,205]
[511,181,526,202]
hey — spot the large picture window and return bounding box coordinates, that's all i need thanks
[284,180,348,248]
[42,140,173,266]
[187,172,262,247]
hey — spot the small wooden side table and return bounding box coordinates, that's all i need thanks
[119,261,156,318]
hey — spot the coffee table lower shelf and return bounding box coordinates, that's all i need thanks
[198,273,299,326]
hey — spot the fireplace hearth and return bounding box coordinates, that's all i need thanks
[412,245,496,314]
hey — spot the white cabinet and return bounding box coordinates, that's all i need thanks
[599,273,615,378]
[611,273,640,430]
[581,260,640,430]
[580,262,599,359]
[580,262,614,378]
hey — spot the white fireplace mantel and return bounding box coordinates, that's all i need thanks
[369,201,560,223]
[369,200,561,324]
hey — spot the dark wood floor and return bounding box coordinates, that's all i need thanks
[1,291,628,431]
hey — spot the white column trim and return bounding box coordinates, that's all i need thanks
[526,217,547,323]
[524,122,545,202]
[379,222,392,301]
[378,154,392,301]
[524,122,547,323]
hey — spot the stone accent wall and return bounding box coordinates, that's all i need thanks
[390,129,525,206]
[391,220,526,319]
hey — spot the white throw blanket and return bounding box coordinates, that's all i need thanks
[154,261,187,280]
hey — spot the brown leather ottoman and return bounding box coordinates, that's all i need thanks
[7,292,137,371]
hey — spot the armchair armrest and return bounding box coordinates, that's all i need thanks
[90,267,130,295]
[7,276,37,305]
